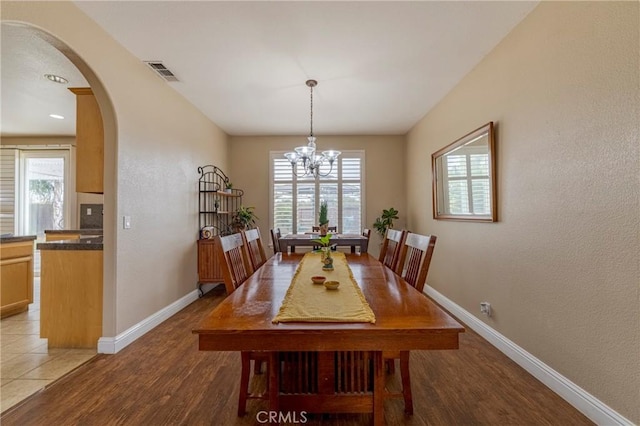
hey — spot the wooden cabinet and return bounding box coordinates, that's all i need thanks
[40,249,103,348]
[0,240,34,318]
[197,238,223,283]
[69,87,104,194]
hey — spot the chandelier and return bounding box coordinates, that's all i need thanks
[284,79,341,177]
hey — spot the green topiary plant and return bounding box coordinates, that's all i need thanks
[318,200,329,226]
[373,207,399,238]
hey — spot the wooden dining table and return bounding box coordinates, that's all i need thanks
[279,233,369,253]
[193,253,464,425]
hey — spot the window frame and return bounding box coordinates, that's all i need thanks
[18,148,72,237]
[269,150,365,235]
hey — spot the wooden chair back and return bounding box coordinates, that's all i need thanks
[396,233,437,293]
[312,226,337,233]
[242,227,267,270]
[270,227,282,253]
[217,233,252,294]
[352,228,372,253]
[378,229,406,271]
[361,228,371,253]
[311,226,337,250]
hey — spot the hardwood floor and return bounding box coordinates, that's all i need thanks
[1,285,592,425]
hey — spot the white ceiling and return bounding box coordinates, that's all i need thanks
[2,1,538,138]
[1,23,88,137]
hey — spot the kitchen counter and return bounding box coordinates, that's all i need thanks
[0,234,37,244]
[37,235,103,251]
[44,229,103,235]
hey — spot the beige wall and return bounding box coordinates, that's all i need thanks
[229,135,406,255]
[406,2,639,422]
[3,2,229,336]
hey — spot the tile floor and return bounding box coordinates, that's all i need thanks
[0,278,96,413]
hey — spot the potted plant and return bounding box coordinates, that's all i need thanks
[225,180,233,193]
[373,207,399,239]
[312,232,334,269]
[318,200,329,235]
[232,205,258,231]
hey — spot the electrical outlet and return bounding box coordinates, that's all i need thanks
[480,302,492,317]
[87,208,92,216]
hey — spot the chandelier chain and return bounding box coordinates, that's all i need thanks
[309,83,314,137]
[284,78,340,178]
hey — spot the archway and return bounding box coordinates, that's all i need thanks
[1,21,118,345]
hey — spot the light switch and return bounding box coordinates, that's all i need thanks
[123,216,131,229]
[87,208,92,216]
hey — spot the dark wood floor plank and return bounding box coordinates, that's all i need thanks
[1,284,592,425]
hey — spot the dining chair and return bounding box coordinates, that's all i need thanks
[270,227,281,253]
[395,233,437,293]
[384,232,438,415]
[217,233,270,416]
[242,227,268,270]
[217,233,253,294]
[311,226,320,250]
[311,226,337,250]
[378,228,406,271]
[351,228,371,253]
[312,226,337,233]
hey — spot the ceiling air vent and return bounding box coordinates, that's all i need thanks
[144,61,179,82]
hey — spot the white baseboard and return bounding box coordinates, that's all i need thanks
[424,285,634,426]
[97,290,199,355]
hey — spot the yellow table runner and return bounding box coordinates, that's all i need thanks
[272,252,376,324]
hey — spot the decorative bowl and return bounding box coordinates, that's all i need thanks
[311,276,326,285]
[324,280,340,290]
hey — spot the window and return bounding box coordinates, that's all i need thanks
[270,151,364,235]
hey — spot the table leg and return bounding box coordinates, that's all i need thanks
[268,352,279,412]
[373,351,384,426]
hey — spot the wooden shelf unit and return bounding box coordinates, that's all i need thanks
[196,166,243,296]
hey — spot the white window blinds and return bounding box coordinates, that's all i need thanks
[0,149,18,234]
[270,151,364,235]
